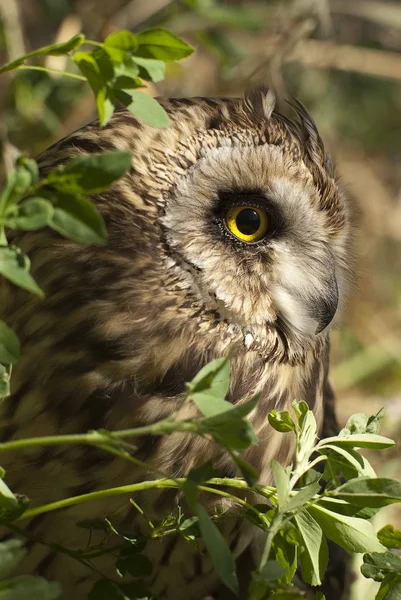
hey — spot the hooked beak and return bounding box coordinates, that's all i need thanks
[273,249,339,337]
[313,275,338,334]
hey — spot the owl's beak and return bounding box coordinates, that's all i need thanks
[313,276,339,334]
[272,249,339,337]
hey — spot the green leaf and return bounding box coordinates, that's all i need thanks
[318,497,378,520]
[0,321,20,364]
[73,51,103,92]
[133,56,165,82]
[376,573,401,600]
[0,167,33,212]
[0,575,61,599]
[319,434,395,450]
[115,554,153,578]
[188,357,229,398]
[73,50,115,125]
[124,90,170,128]
[0,34,85,73]
[135,29,194,61]
[103,30,138,62]
[113,75,143,90]
[0,247,43,297]
[47,151,132,194]
[285,481,321,513]
[378,525,401,550]
[196,503,238,595]
[204,412,257,451]
[272,530,298,585]
[292,400,309,428]
[271,461,290,511]
[319,444,376,479]
[4,198,54,231]
[0,540,25,579]
[268,410,295,433]
[50,193,107,246]
[308,504,385,553]
[340,410,384,436]
[77,48,114,84]
[16,157,39,184]
[201,396,258,451]
[332,478,401,508]
[293,510,328,586]
[361,551,401,581]
[96,87,115,127]
[296,406,317,468]
[188,357,231,417]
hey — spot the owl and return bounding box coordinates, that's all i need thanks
[0,88,352,599]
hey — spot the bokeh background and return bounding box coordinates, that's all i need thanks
[0,1,400,596]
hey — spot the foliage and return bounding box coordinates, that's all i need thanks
[0,29,193,127]
[0,354,401,598]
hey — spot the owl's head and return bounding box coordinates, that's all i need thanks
[160,89,352,361]
[29,89,352,374]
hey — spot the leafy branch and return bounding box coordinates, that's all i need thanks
[0,29,194,127]
[1,356,400,599]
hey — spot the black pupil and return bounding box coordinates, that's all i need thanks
[236,209,261,235]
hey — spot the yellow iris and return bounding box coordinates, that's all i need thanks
[225,206,269,243]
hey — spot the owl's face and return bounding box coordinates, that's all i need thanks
[24,89,351,377]
[161,91,351,360]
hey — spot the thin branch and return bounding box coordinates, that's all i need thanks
[18,477,275,521]
[16,65,87,81]
[0,419,202,452]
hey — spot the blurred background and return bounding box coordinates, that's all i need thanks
[0,0,400,595]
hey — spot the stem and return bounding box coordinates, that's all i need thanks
[258,512,283,571]
[15,65,86,81]
[18,477,275,521]
[303,454,327,473]
[83,40,104,48]
[19,478,180,520]
[0,419,202,452]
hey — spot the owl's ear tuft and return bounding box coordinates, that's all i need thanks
[244,86,276,122]
[290,97,326,167]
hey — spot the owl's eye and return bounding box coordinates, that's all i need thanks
[225,206,269,243]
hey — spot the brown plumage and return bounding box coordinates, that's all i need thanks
[0,89,352,599]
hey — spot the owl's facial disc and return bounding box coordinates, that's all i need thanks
[217,191,339,337]
[162,143,349,354]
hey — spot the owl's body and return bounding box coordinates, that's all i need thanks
[0,91,351,599]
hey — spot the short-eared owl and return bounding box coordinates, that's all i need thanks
[0,89,351,599]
